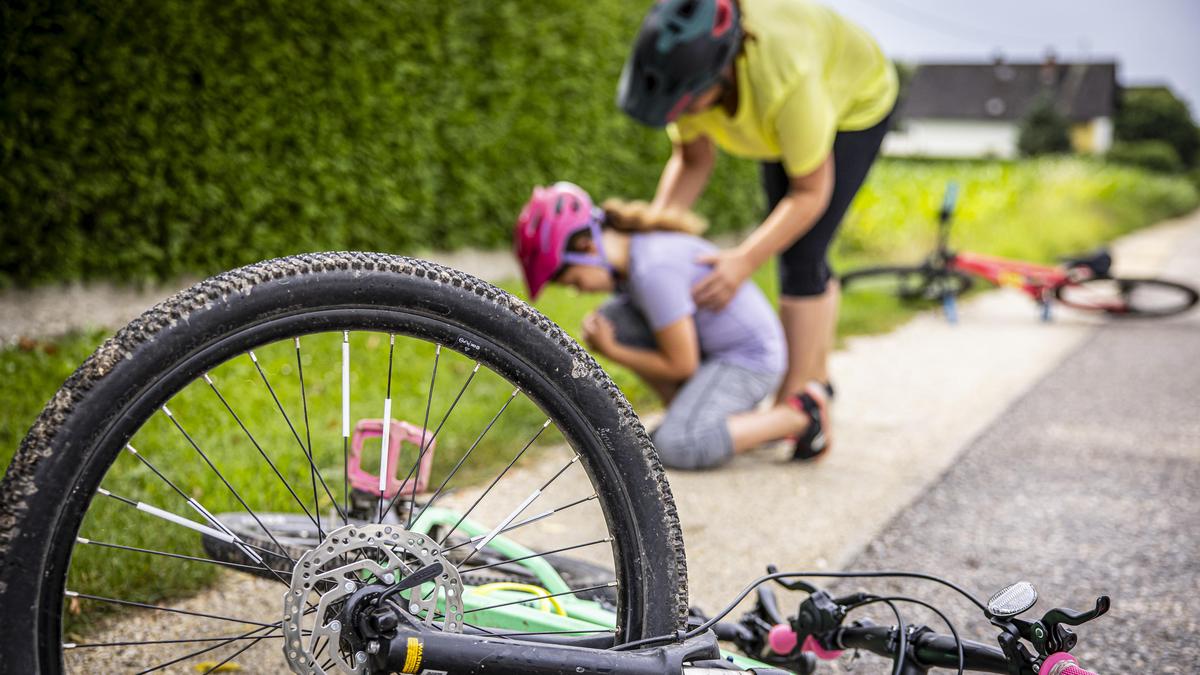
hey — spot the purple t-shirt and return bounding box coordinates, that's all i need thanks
[623,231,786,375]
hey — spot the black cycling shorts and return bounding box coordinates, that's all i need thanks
[761,112,891,297]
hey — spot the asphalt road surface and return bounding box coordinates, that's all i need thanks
[835,305,1200,673]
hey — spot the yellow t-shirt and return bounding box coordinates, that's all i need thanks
[667,0,897,176]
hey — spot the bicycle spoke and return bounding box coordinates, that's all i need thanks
[65,634,290,649]
[378,344,441,523]
[396,362,482,527]
[122,444,294,572]
[75,537,291,578]
[66,590,278,628]
[204,373,320,531]
[410,389,520,528]
[437,419,551,547]
[133,624,279,675]
[461,455,581,566]
[486,628,616,638]
[248,351,348,523]
[93,488,289,565]
[379,334,396,523]
[158,411,297,567]
[462,581,617,615]
[384,360,482,523]
[441,494,600,554]
[442,618,610,641]
[342,331,351,524]
[459,537,611,576]
[134,605,318,674]
[294,337,323,540]
[200,631,269,675]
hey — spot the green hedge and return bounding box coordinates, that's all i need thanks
[1,0,763,287]
[1107,140,1185,174]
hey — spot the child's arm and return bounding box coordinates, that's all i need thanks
[583,312,699,383]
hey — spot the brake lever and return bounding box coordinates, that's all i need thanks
[766,564,818,594]
[1041,596,1110,628]
[757,585,786,626]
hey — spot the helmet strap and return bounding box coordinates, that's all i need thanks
[561,207,614,272]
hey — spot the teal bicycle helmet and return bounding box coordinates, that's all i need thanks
[617,0,742,128]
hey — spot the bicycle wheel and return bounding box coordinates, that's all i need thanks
[0,253,688,674]
[1055,277,1199,317]
[840,265,973,304]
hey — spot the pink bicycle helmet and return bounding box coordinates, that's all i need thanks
[514,182,610,299]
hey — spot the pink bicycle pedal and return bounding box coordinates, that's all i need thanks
[348,419,435,499]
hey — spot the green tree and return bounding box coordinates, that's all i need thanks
[1018,96,1072,156]
[1115,87,1200,169]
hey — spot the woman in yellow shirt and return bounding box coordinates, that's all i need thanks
[617,0,898,460]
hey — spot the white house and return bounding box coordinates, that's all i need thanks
[883,59,1117,159]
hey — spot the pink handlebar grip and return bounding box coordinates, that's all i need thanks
[1039,653,1097,675]
[764,626,844,660]
[767,624,797,655]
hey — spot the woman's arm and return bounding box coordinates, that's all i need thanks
[652,136,717,213]
[692,154,834,309]
[738,154,834,270]
[583,312,700,383]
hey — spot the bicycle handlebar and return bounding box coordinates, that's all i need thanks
[834,622,1011,673]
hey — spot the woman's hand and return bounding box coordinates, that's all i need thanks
[581,311,618,355]
[692,248,754,310]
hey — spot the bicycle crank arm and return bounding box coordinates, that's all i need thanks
[373,628,782,675]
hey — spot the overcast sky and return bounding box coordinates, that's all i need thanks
[833,0,1200,118]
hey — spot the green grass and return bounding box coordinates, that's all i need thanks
[2,157,1196,634]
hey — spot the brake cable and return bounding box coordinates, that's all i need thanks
[846,595,965,675]
[880,598,907,675]
[612,569,984,653]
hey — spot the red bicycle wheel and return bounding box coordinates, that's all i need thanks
[1055,277,1199,317]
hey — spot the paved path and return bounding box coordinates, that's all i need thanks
[838,219,1200,673]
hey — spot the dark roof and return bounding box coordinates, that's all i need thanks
[897,61,1117,122]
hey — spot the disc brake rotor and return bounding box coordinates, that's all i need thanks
[282,524,464,674]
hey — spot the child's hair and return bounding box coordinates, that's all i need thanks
[599,198,708,236]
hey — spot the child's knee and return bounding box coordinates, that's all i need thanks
[651,421,731,470]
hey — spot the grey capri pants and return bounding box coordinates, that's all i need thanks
[599,298,781,470]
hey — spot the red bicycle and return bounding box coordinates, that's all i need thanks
[840,183,1199,321]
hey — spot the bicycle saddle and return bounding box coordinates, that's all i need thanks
[1059,249,1112,278]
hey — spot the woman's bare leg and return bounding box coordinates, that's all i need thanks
[775,280,840,402]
